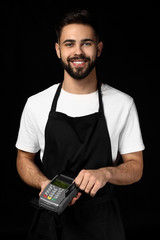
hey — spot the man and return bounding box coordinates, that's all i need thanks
[16,9,145,240]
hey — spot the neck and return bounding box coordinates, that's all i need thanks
[62,68,98,94]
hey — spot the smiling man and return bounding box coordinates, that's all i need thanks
[16,9,144,240]
[56,24,102,81]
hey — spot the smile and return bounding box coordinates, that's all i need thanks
[70,60,88,67]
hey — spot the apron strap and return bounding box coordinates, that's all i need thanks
[51,82,63,112]
[97,82,104,113]
[50,81,104,114]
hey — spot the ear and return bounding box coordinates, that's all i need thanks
[55,43,61,59]
[97,41,103,57]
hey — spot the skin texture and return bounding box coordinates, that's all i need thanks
[16,24,143,205]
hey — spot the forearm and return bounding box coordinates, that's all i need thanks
[16,150,49,189]
[100,158,143,186]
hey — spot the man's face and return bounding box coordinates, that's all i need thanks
[55,24,103,80]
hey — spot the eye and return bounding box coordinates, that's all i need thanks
[65,43,74,47]
[83,42,92,46]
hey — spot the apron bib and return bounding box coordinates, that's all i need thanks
[27,82,125,240]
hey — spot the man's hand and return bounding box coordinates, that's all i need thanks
[68,169,109,206]
[68,192,82,206]
[74,169,110,197]
[39,179,51,196]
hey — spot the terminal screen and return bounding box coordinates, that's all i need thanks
[52,179,70,189]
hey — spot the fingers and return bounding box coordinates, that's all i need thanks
[69,168,107,205]
[89,180,101,197]
[75,170,91,191]
[68,192,82,206]
[74,169,105,197]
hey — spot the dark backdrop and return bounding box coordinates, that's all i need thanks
[1,2,158,239]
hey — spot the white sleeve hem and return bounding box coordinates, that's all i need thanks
[15,143,39,153]
[119,145,145,155]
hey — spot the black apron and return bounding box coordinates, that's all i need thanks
[28,82,125,240]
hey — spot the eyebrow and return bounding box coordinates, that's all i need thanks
[62,38,94,44]
[81,38,94,43]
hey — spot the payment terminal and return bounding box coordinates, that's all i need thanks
[39,173,79,214]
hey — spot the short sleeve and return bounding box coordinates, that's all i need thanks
[119,101,145,155]
[16,99,40,153]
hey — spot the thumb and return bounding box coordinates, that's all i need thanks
[39,179,50,196]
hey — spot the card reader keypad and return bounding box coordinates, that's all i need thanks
[39,174,79,214]
[43,185,64,201]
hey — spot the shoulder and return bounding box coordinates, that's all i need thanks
[26,83,59,112]
[27,83,59,106]
[23,83,60,123]
[101,83,134,112]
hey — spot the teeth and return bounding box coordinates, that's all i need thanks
[73,61,84,64]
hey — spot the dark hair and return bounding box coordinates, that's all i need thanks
[55,9,100,42]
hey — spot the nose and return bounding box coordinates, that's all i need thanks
[74,43,83,55]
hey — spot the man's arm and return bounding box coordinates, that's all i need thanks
[16,149,143,205]
[16,149,81,201]
[74,151,143,197]
[16,150,50,194]
[104,151,143,185]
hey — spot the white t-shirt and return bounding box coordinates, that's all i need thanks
[16,83,145,162]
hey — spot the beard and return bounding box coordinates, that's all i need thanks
[60,54,97,80]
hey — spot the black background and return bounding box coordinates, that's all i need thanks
[1,2,159,239]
